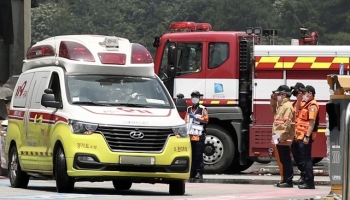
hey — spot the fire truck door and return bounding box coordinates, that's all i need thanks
[253,70,284,125]
[172,42,206,99]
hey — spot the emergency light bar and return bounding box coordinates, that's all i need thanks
[59,41,95,62]
[169,22,212,32]
[98,53,126,65]
[26,45,55,59]
[25,35,153,65]
[131,43,153,64]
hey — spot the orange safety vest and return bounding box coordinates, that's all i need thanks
[295,99,319,140]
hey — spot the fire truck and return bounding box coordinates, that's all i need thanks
[152,21,348,174]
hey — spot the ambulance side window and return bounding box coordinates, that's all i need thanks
[29,71,50,109]
[48,72,62,108]
[208,42,229,69]
[12,72,34,108]
[175,43,202,76]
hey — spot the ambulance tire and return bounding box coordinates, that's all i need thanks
[55,147,75,193]
[169,180,185,195]
[203,125,235,174]
[8,145,29,188]
[112,181,132,190]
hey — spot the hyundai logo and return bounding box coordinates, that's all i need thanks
[129,131,145,139]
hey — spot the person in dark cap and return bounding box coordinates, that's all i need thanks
[290,82,305,112]
[293,85,319,189]
[270,85,295,188]
[184,90,208,180]
[290,82,307,185]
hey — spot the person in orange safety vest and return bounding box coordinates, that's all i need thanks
[270,85,295,188]
[293,85,319,189]
[290,82,307,185]
[184,90,209,180]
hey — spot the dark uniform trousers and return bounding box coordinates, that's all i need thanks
[291,139,314,185]
[275,144,294,183]
[187,105,206,177]
[191,134,205,176]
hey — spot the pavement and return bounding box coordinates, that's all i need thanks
[189,174,330,186]
[0,158,333,199]
[0,159,331,184]
[0,178,330,200]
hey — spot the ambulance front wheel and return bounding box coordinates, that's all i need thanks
[8,145,29,188]
[55,147,75,193]
[112,180,132,190]
[169,180,185,195]
[203,124,235,174]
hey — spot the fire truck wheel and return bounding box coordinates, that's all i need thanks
[203,124,235,174]
[223,159,255,174]
[312,157,323,165]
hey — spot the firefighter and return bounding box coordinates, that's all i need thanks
[290,82,307,185]
[294,85,319,189]
[185,90,208,179]
[270,85,295,188]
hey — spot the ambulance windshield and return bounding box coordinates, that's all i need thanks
[66,75,173,108]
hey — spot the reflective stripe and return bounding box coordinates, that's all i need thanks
[20,151,53,156]
[255,56,350,69]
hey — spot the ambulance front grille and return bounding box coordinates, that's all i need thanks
[97,126,173,152]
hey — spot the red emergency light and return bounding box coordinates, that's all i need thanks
[26,45,55,59]
[169,22,212,32]
[131,43,153,64]
[98,53,126,65]
[195,23,212,31]
[59,41,95,62]
[169,21,196,30]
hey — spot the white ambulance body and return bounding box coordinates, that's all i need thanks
[5,35,191,195]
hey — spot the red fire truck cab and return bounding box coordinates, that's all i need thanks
[152,22,340,174]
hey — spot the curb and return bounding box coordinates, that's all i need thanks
[187,179,330,186]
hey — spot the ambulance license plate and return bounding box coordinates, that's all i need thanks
[119,156,155,165]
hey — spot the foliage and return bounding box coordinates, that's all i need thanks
[32,0,350,54]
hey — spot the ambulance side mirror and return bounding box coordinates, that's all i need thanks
[41,93,60,109]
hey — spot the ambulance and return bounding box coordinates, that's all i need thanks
[5,35,191,195]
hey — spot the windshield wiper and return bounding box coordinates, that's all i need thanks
[107,103,155,108]
[72,101,111,106]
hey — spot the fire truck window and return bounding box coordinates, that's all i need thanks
[176,43,202,76]
[208,42,229,69]
[159,43,174,80]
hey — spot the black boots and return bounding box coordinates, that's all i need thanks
[293,177,305,185]
[276,182,293,188]
[298,183,315,189]
[194,172,203,180]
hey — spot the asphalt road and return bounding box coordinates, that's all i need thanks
[0,178,329,200]
[0,158,331,199]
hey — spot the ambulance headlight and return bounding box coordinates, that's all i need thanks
[69,120,98,135]
[172,125,188,138]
